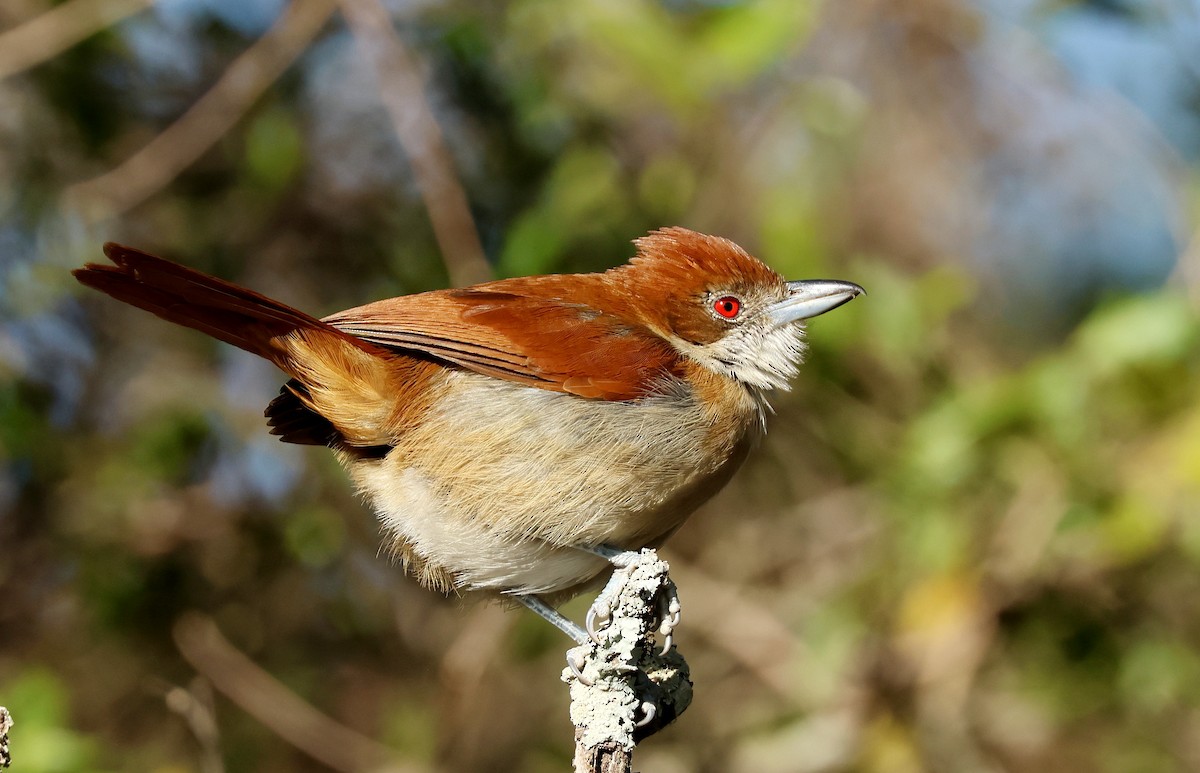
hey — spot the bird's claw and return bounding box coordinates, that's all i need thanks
[586,599,612,643]
[656,580,682,654]
[635,700,657,728]
[588,549,682,655]
[566,647,593,686]
[583,548,641,643]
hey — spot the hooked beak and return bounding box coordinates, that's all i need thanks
[768,280,866,326]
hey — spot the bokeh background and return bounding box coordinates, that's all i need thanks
[3,0,1200,770]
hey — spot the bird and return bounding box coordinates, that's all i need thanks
[73,227,863,641]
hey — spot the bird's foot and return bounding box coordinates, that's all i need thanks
[515,594,600,684]
[656,577,682,655]
[585,598,611,643]
[582,546,680,655]
[565,645,593,686]
[561,546,693,743]
[515,593,588,644]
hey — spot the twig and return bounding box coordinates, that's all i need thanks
[62,0,337,222]
[337,0,491,287]
[564,549,693,773]
[0,0,155,81]
[0,706,11,769]
[438,604,512,715]
[172,612,415,773]
[162,679,226,773]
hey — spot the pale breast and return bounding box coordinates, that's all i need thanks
[347,370,760,595]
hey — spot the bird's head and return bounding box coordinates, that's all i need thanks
[616,227,864,392]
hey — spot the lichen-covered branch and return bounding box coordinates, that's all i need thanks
[1,706,12,769]
[563,549,692,773]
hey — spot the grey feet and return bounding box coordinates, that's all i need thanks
[515,594,597,683]
[558,546,693,746]
[515,547,687,699]
[655,577,682,655]
[515,593,588,645]
[582,547,680,656]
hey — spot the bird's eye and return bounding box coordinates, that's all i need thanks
[713,296,741,319]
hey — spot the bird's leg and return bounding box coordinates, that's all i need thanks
[515,548,683,682]
[582,544,637,562]
[515,594,593,682]
[580,545,635,640]
[579,545,680,653]
[561,546,694,743]
[580,545,640,640]
[515,593,588,644]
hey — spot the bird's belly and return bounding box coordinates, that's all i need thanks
[355,465,613,594]
[348,372,756,595]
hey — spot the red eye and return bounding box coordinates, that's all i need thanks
[713,296,741,319]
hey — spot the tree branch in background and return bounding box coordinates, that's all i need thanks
[161,679,226,773]
[668,561,800,700]
[62,0,337,223]
[0,0,155,81]
[173,612,417,773]
[337,0,492,287]
[1176,224,1200,307]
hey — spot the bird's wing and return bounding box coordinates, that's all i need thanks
[324,288,682,401]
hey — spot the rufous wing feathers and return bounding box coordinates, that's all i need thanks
[324,287,684,401]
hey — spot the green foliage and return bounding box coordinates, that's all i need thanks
[243,105,305,194]
[498,145,629,276]
[0,671,101,773]
[282,504,346,568]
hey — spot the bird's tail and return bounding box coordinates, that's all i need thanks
[74,243,399,448]
[73,242,380,366]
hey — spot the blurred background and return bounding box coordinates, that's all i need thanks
[2,0,1199,770]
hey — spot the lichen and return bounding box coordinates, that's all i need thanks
[562,549,693,753]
